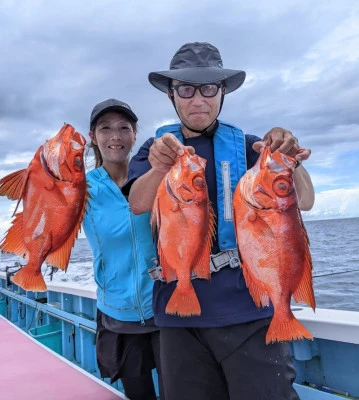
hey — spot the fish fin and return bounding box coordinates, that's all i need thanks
[298,209,311,246]
[192,203,214,280]
[0,169,29,216]
[44,237,73,271]
[0,212,28,258]
[192,251,210,280]
[165,282,201,317]
[292,247,316,310]
[158,245,177,282]
[12,265,47,292]
[0,168,28,200]
[45,191,89,271]
[266,311,313,344]
[241,261,271,307]
[208,201,216,244]
[292,217,315,309]
[150,195,160,237]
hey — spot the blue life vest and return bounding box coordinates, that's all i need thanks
[155,120,246,250]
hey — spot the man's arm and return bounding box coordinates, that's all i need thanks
[129,133,194,214]
[293,165,315,211]
[253,127,315,211]
[129,169,167,214]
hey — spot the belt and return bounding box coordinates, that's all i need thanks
[148,249,241,282]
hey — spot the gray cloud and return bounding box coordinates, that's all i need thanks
[0,1,358,188]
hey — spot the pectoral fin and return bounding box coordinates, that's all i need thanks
[0,168,30,216]
[0,169,28,200]
[0,212,28,259]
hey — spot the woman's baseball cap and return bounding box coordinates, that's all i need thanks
[90,98,138,126]
[148,42,246,94]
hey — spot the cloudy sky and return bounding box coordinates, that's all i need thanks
[0,0,358,236]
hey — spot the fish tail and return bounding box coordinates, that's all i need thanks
[266,312,313,344]
[165,283,201,317]
[12,266,47,292]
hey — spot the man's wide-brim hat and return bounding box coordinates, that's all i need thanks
[148,42,246,94]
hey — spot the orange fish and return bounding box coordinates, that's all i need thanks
[0,124,87,292]
[151,149,215,316]
[233,146,315,343]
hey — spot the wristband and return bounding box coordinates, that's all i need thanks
[295,160,302,169]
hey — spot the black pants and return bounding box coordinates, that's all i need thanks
[160,318,299,400]
[96,311,164,399]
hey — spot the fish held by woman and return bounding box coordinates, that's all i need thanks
[151,149,215,316]
[0,124,87,292]
[233,146,315,344]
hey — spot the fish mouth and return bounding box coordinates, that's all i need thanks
[242,184,272,210]
[40,148,80,180]
[165,178,193,203]
[257,185,270,198]
[40,150,61,180]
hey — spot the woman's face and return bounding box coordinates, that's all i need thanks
[90,111,136,166]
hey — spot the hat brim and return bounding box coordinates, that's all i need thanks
[91,105,138,126]
[148,67,246,94]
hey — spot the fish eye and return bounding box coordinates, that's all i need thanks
[272,177,293,197]
[193,176,205,190]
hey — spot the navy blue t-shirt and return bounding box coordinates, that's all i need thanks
[126,132,274,328]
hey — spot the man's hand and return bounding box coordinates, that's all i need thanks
[149,133,195,173]
[252,127,311,161]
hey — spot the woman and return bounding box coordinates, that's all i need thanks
[82,98,163,400]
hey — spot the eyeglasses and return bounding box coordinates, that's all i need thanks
[171,83,223,99]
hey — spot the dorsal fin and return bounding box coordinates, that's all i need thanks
[192,201,215,280]
[292,213,316,310]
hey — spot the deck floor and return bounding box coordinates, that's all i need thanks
[0,316,126,399]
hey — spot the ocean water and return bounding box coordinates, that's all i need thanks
[1,217,358,312]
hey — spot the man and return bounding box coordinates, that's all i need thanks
[127,42,314,400]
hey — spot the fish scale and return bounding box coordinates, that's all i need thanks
[151,149,215,317]
[233,146,316,344]
[0,124,88,292]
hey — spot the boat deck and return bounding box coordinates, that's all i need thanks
[0,315,127,400]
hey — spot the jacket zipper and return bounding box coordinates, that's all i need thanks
[129,210,145,325]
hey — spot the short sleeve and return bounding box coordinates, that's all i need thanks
[122,137,154,195]
[245,134,261,169]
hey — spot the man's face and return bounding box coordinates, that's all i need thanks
[171,80,223,133]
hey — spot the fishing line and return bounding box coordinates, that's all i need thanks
[313,268,359,278]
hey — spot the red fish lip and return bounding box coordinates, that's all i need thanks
[257,185,270,197]
[243,185,270,210]
[165,178,194,203]
[40,150,59,180]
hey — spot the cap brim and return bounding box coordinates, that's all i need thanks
[148,67,246,94]
[91,105,138,125]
